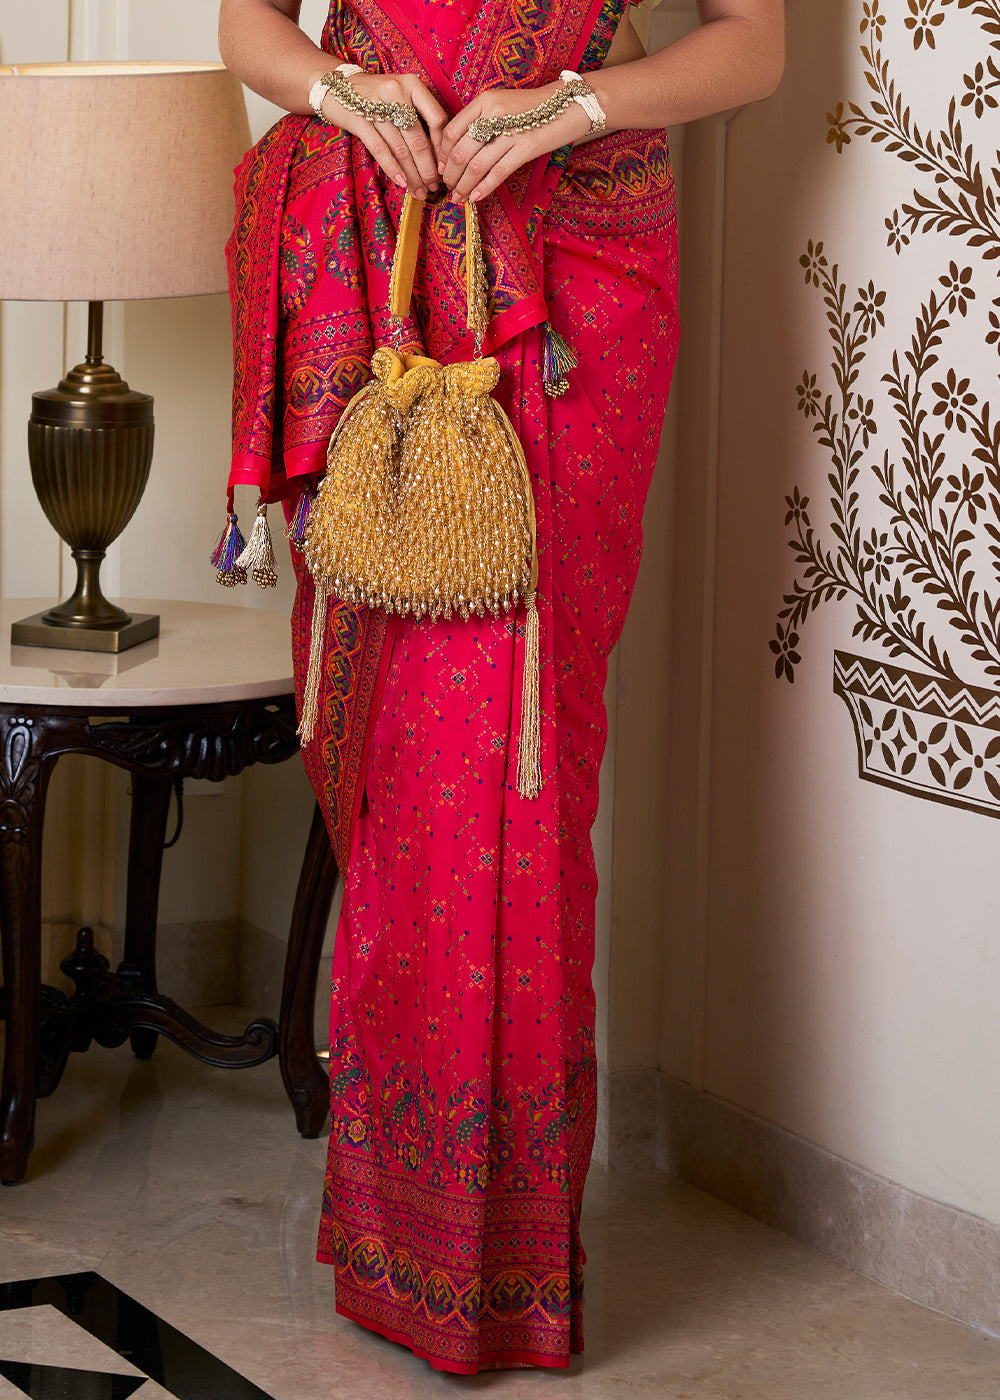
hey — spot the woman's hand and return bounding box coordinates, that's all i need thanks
[439,84,590,203]
[322,71,448,199]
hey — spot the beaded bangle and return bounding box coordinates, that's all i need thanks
[559,69,608,135]
[308,64,361,121]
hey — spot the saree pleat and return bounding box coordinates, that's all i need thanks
[231,0,678,1373]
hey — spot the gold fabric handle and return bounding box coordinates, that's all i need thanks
[388,193,488,349]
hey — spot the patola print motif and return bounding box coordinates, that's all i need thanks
[774,0,1000,818]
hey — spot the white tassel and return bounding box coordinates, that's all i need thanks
[516,591,542,799]
[298,577,331,745]
[234,501,278,588]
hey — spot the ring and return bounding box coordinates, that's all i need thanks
[374,103,419,131]
[467,117,496,144]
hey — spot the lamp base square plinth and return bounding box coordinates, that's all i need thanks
[11,610,160,654]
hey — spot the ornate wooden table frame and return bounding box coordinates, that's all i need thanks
[0,654,338,1185]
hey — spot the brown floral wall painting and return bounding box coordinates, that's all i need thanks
[774,0,1000,817]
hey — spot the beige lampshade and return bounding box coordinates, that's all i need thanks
[0,61,251,302]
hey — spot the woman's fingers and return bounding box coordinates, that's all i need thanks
[375,122,432,197]
[399,120,441,193]
[439,106,476,167]
[443,133,524,202]
[466,142,527,203]
[440,131,496,198]
[410,84,450,160]
[353,124,409,190]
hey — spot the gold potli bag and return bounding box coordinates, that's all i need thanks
[299,194,542,799]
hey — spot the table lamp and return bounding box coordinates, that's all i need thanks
[0,62,251,652]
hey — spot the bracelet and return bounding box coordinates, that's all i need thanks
[310,64,418,131]
[559,70,607,135]
[308,63,361,121]
[467,73,605,145]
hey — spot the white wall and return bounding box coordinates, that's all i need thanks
[660,0,1000,1224]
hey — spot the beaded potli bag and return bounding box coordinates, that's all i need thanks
[298,194,542,799]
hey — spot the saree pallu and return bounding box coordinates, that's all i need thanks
[226,0,678,1374]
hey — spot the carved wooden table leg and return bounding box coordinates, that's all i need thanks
[119,773,174,1060]
[278,803,337,1138]
[0,713,52,1185]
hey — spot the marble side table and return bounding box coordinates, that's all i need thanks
[0,599,336,1185]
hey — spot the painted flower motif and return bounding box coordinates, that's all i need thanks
[848,396,878,447]
[854,281,887,337]
[886,579,912,615]
[796,372,821,418]
[939,262,975,317]
[961,61,999,120]
[885,210,910,255]
[860,1,885,41]
[861,530,893,586]
[944,466,987,523]
[932,368,977,431]
[988,297,1000,353]
[799,239,828,288]
[826,102,851,153]
[770,623,801,682]
[784,486,810,527]
[904,0,945,50]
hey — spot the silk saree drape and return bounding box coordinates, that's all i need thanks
[226,0,678,1373]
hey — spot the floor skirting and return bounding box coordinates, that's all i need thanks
[601,1070,1000,1338]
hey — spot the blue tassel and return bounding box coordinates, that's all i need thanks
[542,321,578,397]
[285,488,314,551]
[210,513,247,587]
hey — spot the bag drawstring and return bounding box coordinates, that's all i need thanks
[299,577,331,745]
[516,590,542,799]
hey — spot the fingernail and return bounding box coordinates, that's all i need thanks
[394,175,406,188]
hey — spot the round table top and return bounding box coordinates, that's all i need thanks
[0,599,295,708]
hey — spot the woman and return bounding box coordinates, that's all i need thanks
[218,0,783,1374]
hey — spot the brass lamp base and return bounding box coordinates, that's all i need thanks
[18,301,158,655]
[11,608,159,654]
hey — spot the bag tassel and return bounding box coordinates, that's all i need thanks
[541,322,578,398]
[298,577,331,746]
[285,487,314,551]
[235,500,278,588]
[211,506,247,587]
[516,590,542,799]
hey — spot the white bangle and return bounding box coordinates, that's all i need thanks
[559,69,607,134]
[308,63,363,121]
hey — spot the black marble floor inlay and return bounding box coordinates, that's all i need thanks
[0,1358,147,1400]
[0,1274,275,1400]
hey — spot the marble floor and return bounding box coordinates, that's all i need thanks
[2,1013,999,1400]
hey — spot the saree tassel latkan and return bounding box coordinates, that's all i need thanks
[299,194,543,799]
[210,501,247,587]
[235,500,278,587]
[541,321,578,397]
[285,486,315,550]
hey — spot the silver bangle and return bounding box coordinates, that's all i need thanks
[308,63,363,122]
[559,69,607,134]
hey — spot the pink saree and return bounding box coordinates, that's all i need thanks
[226,0,678,1373]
